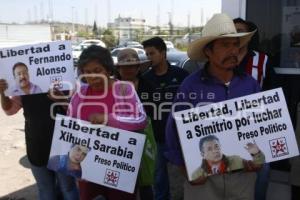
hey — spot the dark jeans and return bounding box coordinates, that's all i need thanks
[255,163,270,200]
[140,185,154,200]
[30,164,79,200]
[154,143,170,200]
[292,185,300,200]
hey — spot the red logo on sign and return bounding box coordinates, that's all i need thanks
[269,137,289,158]
[104,169,120,187]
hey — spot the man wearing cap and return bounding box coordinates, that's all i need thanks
[165,13,261,200]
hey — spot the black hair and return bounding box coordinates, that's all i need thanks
[70,143,91,152]
[233,18,260,51]
[114,67,142,81]
[199,135,220,153]
[78,45,114,75]
[233,17,247,27]
[12,62,28,76]
[246,21,260,51]
[142,37,167,52]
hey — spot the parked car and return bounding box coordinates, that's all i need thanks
[72,44,88,67]
[122,41,143,49]
[164,40,175,50]
[80,39,106,48]
[72,39,107,67]
[111,47,146,64]
[181,58,204,74]
[166,48,189,68]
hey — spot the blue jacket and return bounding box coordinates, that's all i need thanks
[165,66,261,165]
[48,154,82,178]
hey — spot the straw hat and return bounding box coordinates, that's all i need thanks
[115,48,151,67]
[188,13,256,61]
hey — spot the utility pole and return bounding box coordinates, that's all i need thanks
[48,0,53,22]
[40,1,44,22]
[107,0,111,24]
[156,4,160,34]
[71,6,75,34]
[168,12,173,37]
[187,12,191,43]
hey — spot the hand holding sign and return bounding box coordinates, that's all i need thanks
[89,113,107,125]
[190,174,208,185]
[244,141,260,155]
[0,79,8,94]
[47,88,69,102]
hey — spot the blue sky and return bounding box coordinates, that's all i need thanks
[0,0,221,27]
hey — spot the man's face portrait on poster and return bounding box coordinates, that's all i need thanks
[13,63,30,90]
[69,144,89,164]
[200,136,223,165]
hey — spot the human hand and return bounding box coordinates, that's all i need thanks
[47,88,69,102]
[88,113,107,124]
[0,79,8,95]
[190,175,208,185]
[245,141,260,155]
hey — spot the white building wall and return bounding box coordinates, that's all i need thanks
[107,17,145,45]
[221,0,247,19]
[0,24,51,47]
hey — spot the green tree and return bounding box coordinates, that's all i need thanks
[92,20,98,37]
[102,28,117,48]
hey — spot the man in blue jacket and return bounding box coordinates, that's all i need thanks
[165,13,261,200]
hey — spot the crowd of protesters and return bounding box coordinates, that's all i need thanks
[1,12,299,200]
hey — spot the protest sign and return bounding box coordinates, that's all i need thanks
[48,114,146,193]
[0,41,75,96]
[173,88,299,181]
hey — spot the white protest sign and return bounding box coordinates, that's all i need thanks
[0,41,75,96]
[48,114,146,193]
[174,88,299,181]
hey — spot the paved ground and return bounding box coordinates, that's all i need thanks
[0,109,37,200]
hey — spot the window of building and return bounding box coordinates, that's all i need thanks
[247,0,300,74]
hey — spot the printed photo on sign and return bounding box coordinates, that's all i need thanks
[48,114,146,193]
[173,88,300,181]
[191,135,265,180]
[0,41,75,96]
[48,143,91,179]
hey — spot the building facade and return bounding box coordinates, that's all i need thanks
[107,16,146,45]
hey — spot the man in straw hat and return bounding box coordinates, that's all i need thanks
[165,13,262,200]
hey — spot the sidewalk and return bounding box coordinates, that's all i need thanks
[0,109,37,199]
